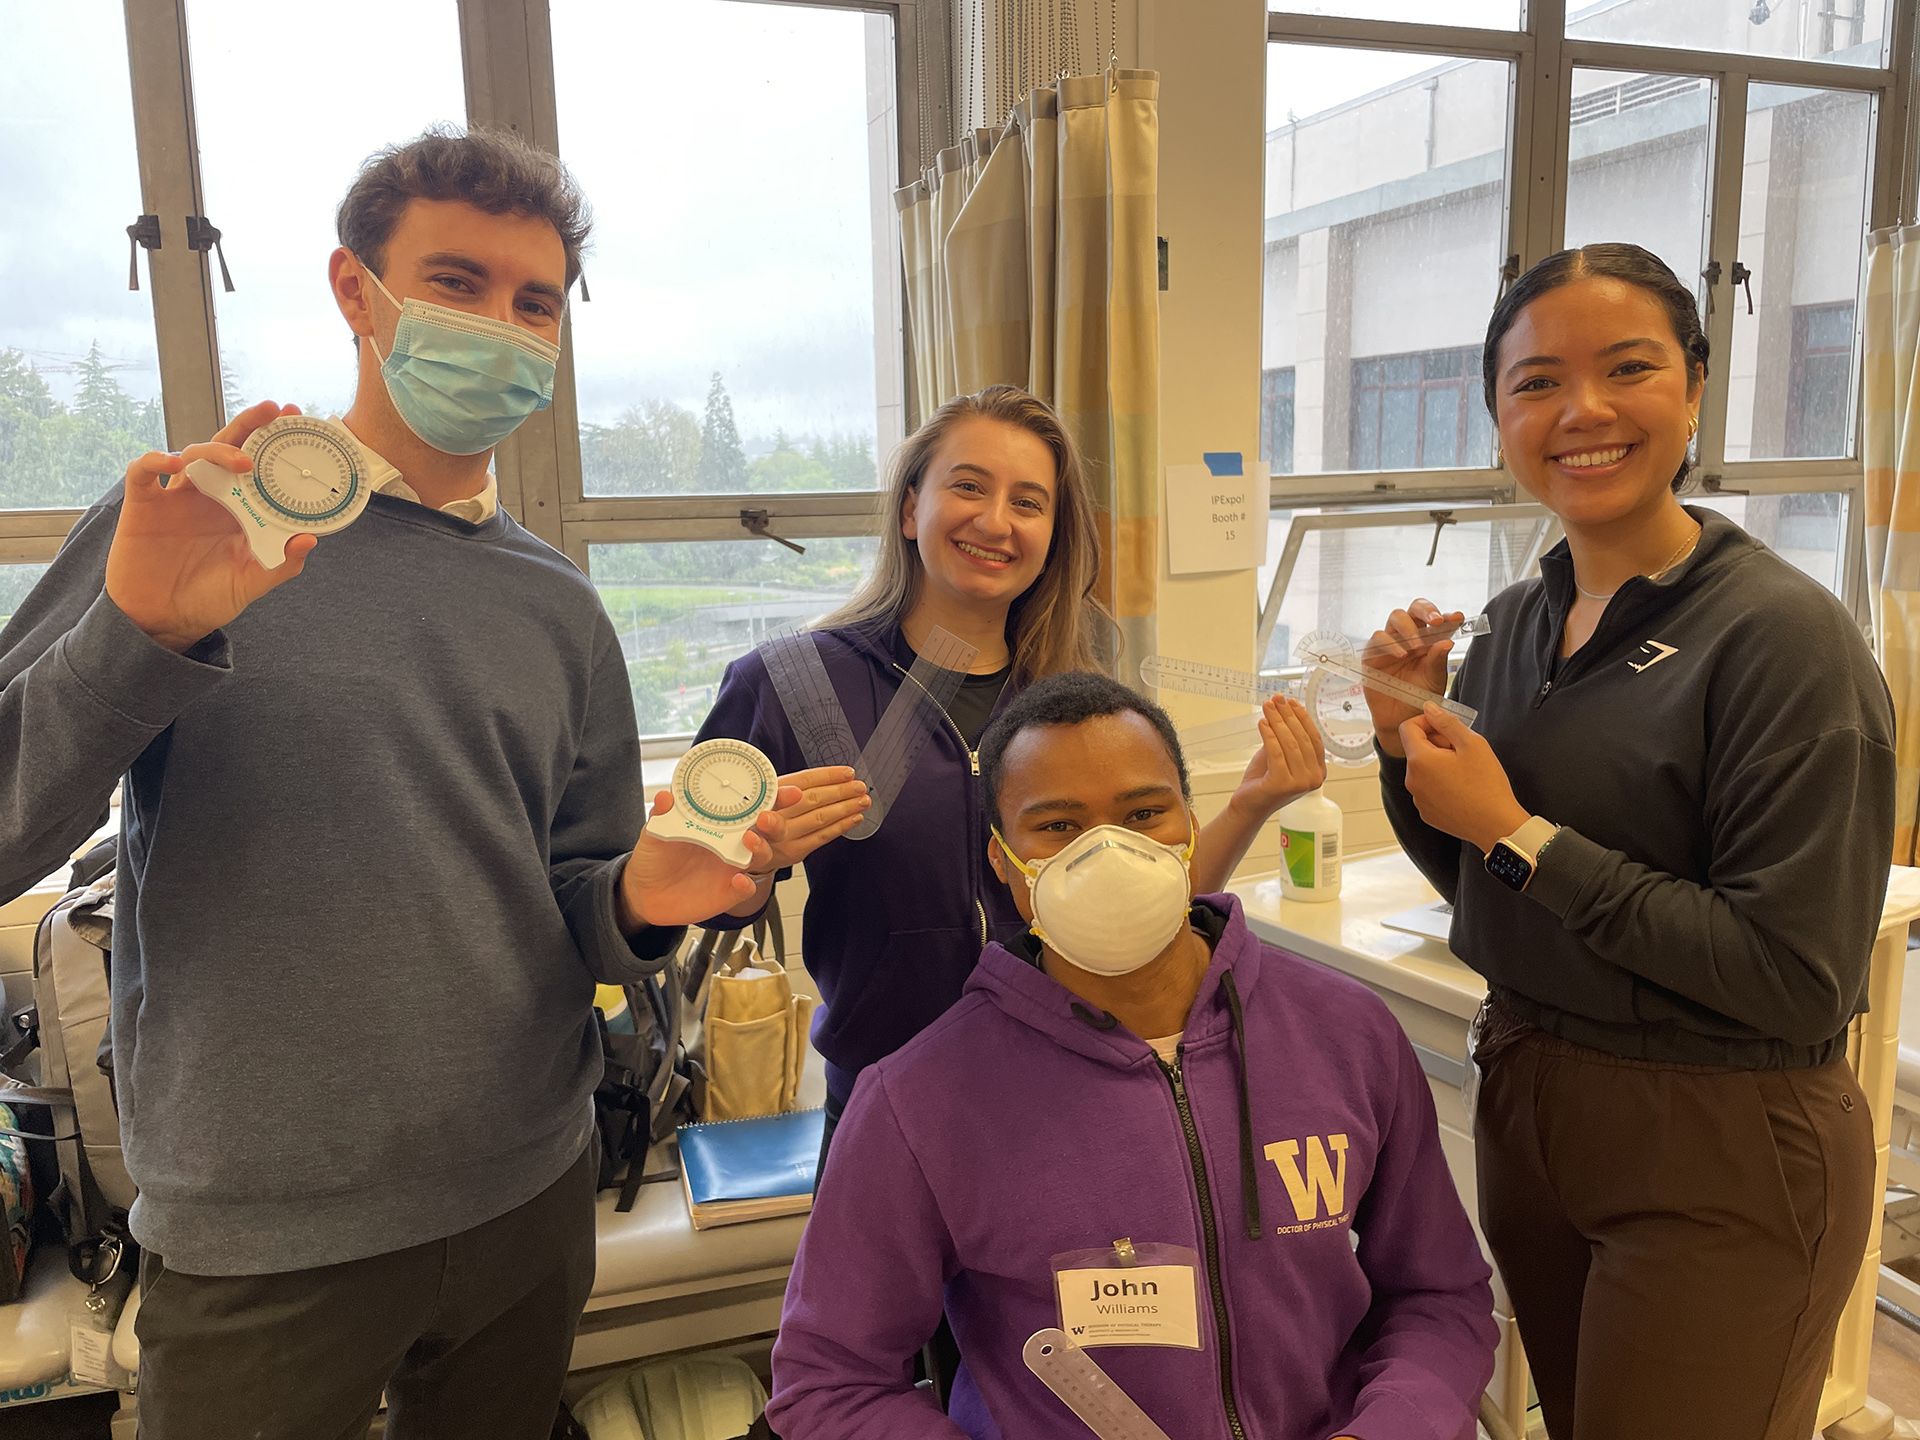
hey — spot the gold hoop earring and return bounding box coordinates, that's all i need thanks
[1687,416,1699,440]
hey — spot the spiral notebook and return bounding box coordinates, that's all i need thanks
[677,1107,826,1230]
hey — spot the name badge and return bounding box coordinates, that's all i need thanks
[1051,1240,1203,1350]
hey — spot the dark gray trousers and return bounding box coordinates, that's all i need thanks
[1476,1030,1873,1440]
[134,1146,597,1440]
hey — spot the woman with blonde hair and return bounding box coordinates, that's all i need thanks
[696,384,1326,1165]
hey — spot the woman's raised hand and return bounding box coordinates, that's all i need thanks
[753,766,872,872]
[105,401,314,654]
[1363,599,1463,758]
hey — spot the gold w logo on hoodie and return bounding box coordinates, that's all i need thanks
[1264,1134,1350,1223]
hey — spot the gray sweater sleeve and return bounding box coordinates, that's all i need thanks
[549,610,686,984]
[0,493,232,902]
[1527,724,1895,1045]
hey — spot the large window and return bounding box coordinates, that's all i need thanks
[1266,0,1907,627]
[0,4,163,511]
[552,1,901,500]
[1725,85,1875,461]
[1262,45,1514,478]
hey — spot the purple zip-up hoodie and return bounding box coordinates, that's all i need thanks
[695,621,1027,1098]
[769,896,1496,1440]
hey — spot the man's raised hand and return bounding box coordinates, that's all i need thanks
[105,401,317,654]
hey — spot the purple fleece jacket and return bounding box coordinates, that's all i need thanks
[694,621,1027,1095]
[769,896,1496,1440]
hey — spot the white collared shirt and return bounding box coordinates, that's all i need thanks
[336,418,499,524]
[376,472,499,524]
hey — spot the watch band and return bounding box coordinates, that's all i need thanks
[1498,815,1561,866]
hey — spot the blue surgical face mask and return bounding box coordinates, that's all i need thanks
[360,260,561,456]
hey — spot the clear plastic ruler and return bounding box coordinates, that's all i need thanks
[1022,1329,1172,1440]
[758,626,979,840]
[1140,612,1488,729]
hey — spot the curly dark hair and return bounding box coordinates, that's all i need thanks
[1483,243,1710,492]
[336,125,591,290]
[979,671,1190,830]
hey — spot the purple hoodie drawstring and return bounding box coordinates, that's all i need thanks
[1221,971,1263,1242]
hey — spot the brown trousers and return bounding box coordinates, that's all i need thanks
[1475,1029,1874,1440]
[135,1146,597,1440]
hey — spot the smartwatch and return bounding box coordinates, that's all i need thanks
[1485,816,1561,892]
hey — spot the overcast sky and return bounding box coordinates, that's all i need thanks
[3,0,888,443]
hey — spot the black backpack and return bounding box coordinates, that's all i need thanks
[591,909,789,1212]
[591,955,699,1212]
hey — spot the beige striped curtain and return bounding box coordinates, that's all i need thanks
[894,70,1161,680]
[1864,226,1920,863]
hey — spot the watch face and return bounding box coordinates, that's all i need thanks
[1485,842,1533,892]
[676,740,776,825]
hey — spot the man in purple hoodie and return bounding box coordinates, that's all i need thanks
[768,672,1496,1440]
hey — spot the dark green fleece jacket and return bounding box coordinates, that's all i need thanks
[1380,507,1895,1068]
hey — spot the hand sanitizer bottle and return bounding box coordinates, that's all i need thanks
[1277,789,1343,902]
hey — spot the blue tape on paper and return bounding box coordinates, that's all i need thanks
[1202,452,1243,476]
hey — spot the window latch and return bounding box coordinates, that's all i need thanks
[184,216,235,293]
[1426,510,1456,566]
[1731,260,1754,314]
[125,215,161,292]
[1700,259,1722,315]
[1699,472,1747,496]
[740,509,806,555]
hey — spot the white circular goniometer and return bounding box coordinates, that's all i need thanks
[183,414,381,568]
[646,737,781,867]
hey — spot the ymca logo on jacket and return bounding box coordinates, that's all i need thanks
[769,896,1496,1440]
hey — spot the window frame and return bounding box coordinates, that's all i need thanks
[1264,0,1919,631]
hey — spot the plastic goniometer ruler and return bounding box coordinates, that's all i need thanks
[1140,613,1488,767]
[1141,613,1488,723]
[1022,1329,1172,1440]
[758,626,978,839]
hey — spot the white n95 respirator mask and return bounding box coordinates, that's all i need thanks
[993,821,1196,977]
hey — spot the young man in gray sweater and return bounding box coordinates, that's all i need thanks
[0,128,865,1438]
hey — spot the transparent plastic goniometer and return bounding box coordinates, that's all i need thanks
[644,737,780,867]
[182,415,386,569]
[1141,612,1488,767]
[1023,1329,1171,1440]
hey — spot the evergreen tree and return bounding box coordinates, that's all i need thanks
[0,350,54,419]
[220,359,245,425]
[695,373,747,492]
[74,343,134,430]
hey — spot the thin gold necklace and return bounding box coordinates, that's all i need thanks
[1573,525,1702,603]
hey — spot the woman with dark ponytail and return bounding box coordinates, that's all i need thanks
[1364,244,1895,1438]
